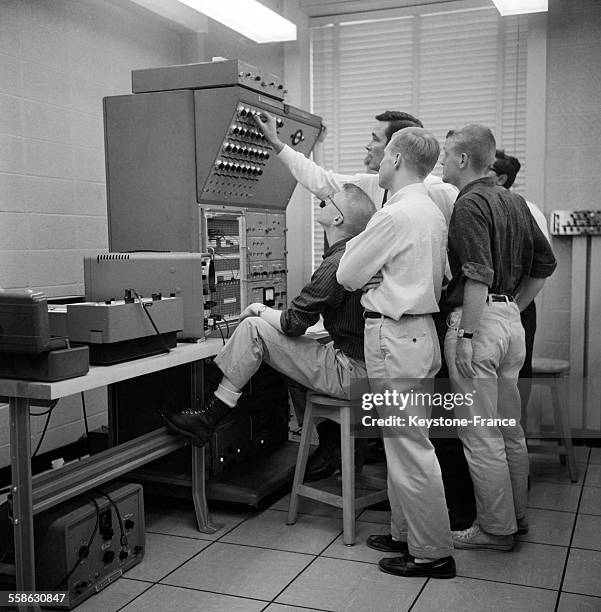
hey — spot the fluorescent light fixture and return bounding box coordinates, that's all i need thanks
[492,0,548,16]
[177,0,297,43]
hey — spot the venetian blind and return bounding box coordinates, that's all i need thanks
[310,5,528,268]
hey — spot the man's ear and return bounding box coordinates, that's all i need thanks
[332,215,343,226]
[394,153,402,169]
[459,152,468,168]
[497,173,508,187]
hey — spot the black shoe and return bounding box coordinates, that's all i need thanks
[304,445,338,482]
[366,534,408,554]
[162,393,232,447]
[378,555,456,579]
[366,499,391,512]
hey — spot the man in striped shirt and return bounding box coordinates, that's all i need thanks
[163,185,376,452]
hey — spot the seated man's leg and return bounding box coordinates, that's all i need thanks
[164,317,365,446]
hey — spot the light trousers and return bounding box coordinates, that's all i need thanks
[445,301,528,535]
[214,317,367,400]
[364,314,453,560]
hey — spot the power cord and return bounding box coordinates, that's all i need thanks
[81,392,91,456]
[130,289,171,354]
[53,495,100,590]
[215,320,226,345]
[31,399,59,458]
[94,490,129,560]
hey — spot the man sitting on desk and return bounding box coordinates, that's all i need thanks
[163,184,376,454]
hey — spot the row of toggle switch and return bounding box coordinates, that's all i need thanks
[214,159,263,175]
[223,141,270,159]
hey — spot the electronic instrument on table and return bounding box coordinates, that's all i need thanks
[0,290,89,381]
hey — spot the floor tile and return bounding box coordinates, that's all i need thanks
[145,498,251,540]
[573,445,592,463]
[221,509,342,555]
[161,542,312,601]
[269,492,343,519]
[411,576,557,612]
[528,481,581,512]
[589,447,601,465]
[276,556,425,612]
[264,605,328,612]
[562,548,601,597]
[356,509,390,525]
[269,484,372,520]
[557,592,601,611]
[585,464,601,488]
[120,583,266,612]
[515,508,575,546]
[321,521,391,563]
[529,459,587,485]
[73,578,151,612]
[125,532,211,582]
[572,514,601,551]
[453,541,566,590]
[580,486,601,516]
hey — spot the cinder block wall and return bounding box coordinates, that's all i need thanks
[0,0,290,468]
[0,0,182,466]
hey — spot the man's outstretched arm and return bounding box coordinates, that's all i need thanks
[253,112,378,201]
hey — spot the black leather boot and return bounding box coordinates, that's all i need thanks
[162,393,233,447]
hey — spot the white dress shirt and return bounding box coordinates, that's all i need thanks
[336,183,448,320]
[278,144,457,225]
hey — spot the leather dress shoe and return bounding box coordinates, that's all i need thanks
[366,534,408,554]
[162,394,232,447]
[378,555,456,579]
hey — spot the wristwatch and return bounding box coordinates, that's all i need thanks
[256,304,267,316]
[457,329,474,339]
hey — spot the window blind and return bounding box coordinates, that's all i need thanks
[310,6,528,268]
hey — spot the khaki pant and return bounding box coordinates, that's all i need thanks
[214,317,367,400]
[364,314,453,560]
[445,301,528,535]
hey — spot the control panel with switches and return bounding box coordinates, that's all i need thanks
[550,210,601,236]
[32,483,144,610]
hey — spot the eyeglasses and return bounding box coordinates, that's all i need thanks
[319,195,345,221]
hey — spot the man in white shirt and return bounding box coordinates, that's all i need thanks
[254,111,457,221]
[253,110,457,481]
[337,127,455,579]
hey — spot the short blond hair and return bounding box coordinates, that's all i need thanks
[388,127,440,179]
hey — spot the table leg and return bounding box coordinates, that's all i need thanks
[9,397,39,612]
[190,446,220,534]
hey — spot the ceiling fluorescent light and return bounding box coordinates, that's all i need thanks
[492,0,548,16]
[177,0,297,43]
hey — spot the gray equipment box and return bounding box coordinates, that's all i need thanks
[34,482,145,609]
[83,252,208,340]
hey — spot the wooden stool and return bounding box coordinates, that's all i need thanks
[528,357,578,482]
[287,392,387,545]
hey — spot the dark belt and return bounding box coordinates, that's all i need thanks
[363,310,429,319]
[363,310,383,319]
[487,294,515,303]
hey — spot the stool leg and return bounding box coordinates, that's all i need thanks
[340,406,355,546]
[552,381,578,483]
[288,401,315,525]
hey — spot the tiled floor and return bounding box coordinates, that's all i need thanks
[74,446,601,612]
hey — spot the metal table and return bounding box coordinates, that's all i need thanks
[0,340,223,609]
